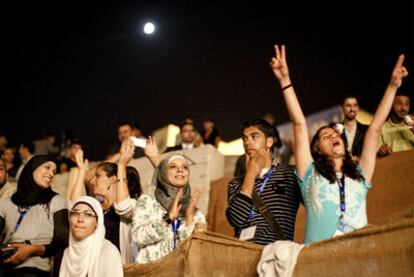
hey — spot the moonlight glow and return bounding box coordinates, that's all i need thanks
[143,22,155,34]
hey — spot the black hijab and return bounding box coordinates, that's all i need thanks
[12,155,57,206]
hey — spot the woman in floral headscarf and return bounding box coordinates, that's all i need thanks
[131,154,206,264]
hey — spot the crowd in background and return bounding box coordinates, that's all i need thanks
[0,46,412,277]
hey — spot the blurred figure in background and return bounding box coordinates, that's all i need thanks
[107,122,144,159]
[34,132,60,157]
[0,134,8,153]
[378,93,414,157]
[331,96,368,163]
[166,121,199,153]
[15,140,35,181]
[1,146,18,179]
[59,139,82,174]
[201,117,221,148]
[0,158,17,198]
[175,116,202,147]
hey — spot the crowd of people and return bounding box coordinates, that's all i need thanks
[0,44,411,276]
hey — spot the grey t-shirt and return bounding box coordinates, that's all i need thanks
[0,194,68,272]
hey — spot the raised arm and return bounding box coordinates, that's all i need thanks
[67,149,89,201]
[270,44,312,177]
[144,136,160,167]
[359,54,408,182]
[116,138,135,203]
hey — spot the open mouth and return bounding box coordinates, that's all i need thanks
[332,141,341,147]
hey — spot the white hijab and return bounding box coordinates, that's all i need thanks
[60,196,105,277]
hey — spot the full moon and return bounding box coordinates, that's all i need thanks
[143,22,155,34]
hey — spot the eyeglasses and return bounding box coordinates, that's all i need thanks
[69,210,97,219]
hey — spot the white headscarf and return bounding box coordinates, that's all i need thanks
[60,196,105,277]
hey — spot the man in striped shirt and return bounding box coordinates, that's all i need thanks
[226,119,301,245]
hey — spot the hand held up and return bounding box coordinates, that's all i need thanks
[168,189,184,221]
[185,188,201,226]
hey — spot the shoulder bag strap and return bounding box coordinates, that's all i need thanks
[251,191,286,240]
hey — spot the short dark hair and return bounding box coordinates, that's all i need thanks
[20,140,35,154]
[118,122,134,129]
[179,121,194,131]
[395,92,410,98]
[133,122,142,131]
[203,117,215,124]
[341,95,358,106]
[69,139,82,148]
[182,115,193,122]
[241,119,275,138]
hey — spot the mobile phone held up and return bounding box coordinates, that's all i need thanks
[131,137,147,148]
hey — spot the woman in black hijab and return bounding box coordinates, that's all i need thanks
[0,155,69,277]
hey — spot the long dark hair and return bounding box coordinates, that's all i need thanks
[126,166,141,199]
[310,126,363,184]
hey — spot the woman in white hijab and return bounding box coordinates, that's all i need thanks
[60,196,123,277]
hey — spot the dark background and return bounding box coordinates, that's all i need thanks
[2,1,413,159]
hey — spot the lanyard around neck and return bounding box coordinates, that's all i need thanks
[14,206,31,232]
[172,219,181,249]
[337,175,346,213]
[249,167,274,220]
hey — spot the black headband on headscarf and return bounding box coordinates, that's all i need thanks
[154,155,192,218]
[12,155,57,206]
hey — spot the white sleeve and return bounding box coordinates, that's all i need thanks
[114,197,137,219]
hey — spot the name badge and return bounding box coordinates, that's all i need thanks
[333,217,356,237]
[239,225,257,241]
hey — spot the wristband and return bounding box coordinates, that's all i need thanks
[117,178,128,184]
[281,83,292,92]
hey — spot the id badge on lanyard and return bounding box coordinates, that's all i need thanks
[333,176,356,237]
[239,168,273,241]
[239,225,257,240]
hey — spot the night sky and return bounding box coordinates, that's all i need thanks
[3,1,413,159]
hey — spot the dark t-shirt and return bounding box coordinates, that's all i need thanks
[104,206,120,250]
[6,166,18,178]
